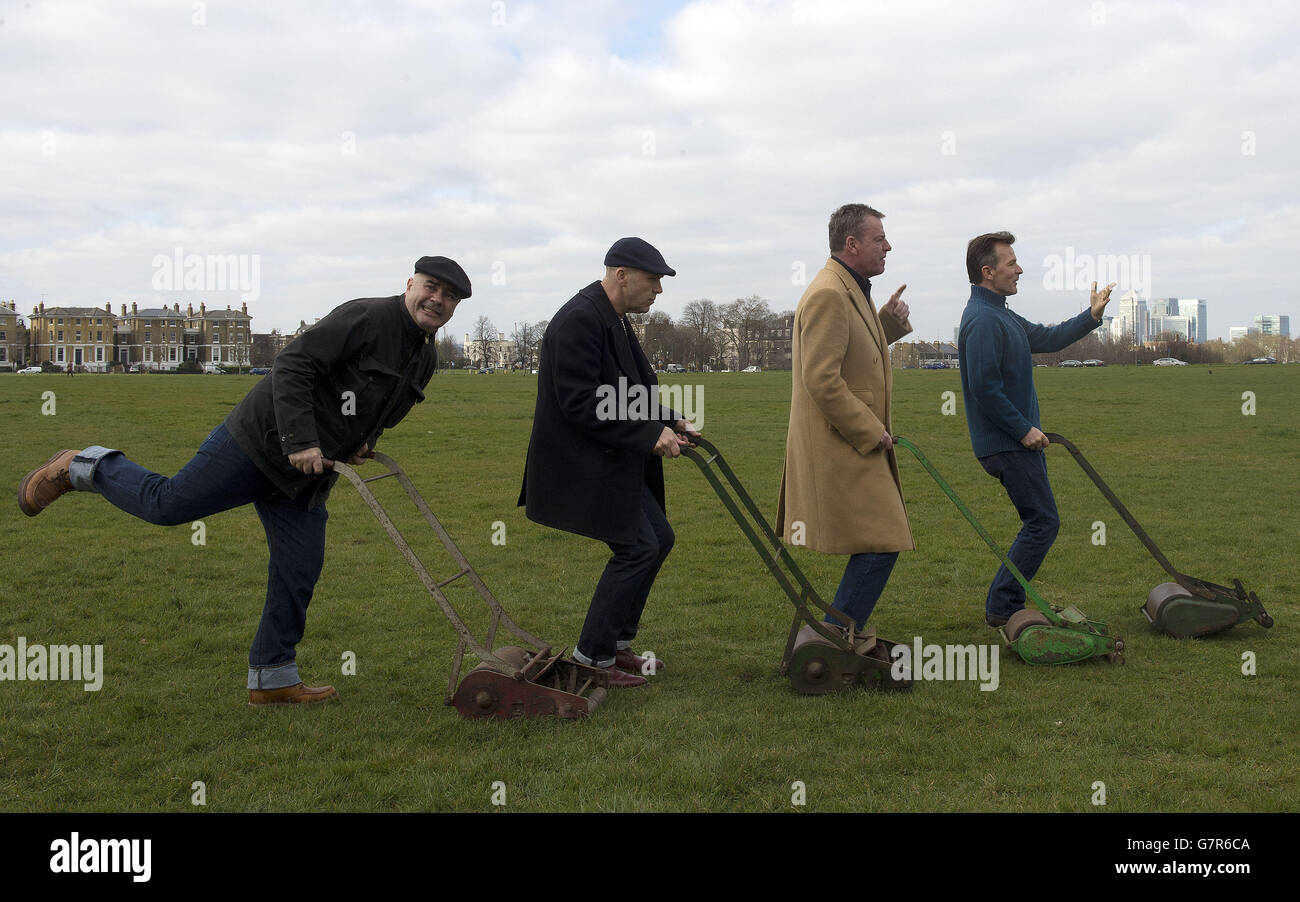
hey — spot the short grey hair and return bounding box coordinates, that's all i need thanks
[829,203,885,253]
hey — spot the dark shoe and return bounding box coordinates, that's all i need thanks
[985,613,1009,628]
[603,667,648,688]
[614,648,664,675]
[18,449,80,516]
[248,682,339,706]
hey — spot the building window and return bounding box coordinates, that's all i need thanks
[0,330,5,341]
[96,347,103,362]
[145,349,152,362]
[57,347,65,362]
[76,333,81,342]
[96,331,103,341]
[57,318,63,325]
[58,330,64,342]
[145,331,151,341]
[0,348,6,362]
[170,347,177,362]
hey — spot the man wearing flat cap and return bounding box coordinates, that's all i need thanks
[18,256,471,705]
[520,237,698,688]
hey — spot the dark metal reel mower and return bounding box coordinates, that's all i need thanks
[681,436,911,694]
[1045,433,1273,638]
[335,453,609,720]
[893,436,1124,665]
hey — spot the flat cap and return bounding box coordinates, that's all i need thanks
[413,256,472,299]
[603,237,676,277]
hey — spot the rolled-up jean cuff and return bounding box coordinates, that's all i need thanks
[571,648,614,670]
[615,639,632,651]
[69,446,120,492]
[248,661,301,690]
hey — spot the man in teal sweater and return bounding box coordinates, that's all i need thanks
[957,231,1114,626]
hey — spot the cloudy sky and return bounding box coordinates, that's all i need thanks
[1,0,1295,343]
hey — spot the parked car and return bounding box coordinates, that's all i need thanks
[1152,357,1188,366]
[741,365,761,373]
[17,366,43,374]
[1244,356,1278,365]
[1083,359,1105,367]
[249,367,271,375]
[921,360,947,369]
[1058,359,1083,367]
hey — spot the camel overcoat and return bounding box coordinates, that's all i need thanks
[776,257,915,554]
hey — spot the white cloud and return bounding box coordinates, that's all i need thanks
[0,0,1296,341]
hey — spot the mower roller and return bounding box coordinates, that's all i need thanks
[335,452,609,720]
[893,436,1123,665]
[681,436,911,694]
[1044,432,1273,638]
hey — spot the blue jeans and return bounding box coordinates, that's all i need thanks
[827,552,899,630]
[979,449,1060,619]
[68,424,328,690]
[573,485,674,668]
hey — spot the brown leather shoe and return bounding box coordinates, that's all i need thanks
[18,449,80,517]
[248,682,339,706]
[614,648,664,675]
[603,667,648,688]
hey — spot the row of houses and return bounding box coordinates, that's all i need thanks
[0,301,302,372]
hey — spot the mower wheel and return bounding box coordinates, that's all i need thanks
[1005,609,1052,641]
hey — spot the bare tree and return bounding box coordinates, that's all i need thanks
[471,316,496,368]
[680,299,723,370]
[722,295,775,369]
[437,332,464,369]
[510,321,546,369]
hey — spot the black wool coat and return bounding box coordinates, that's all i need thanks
[519,281,681,545]
[225,295,436,507]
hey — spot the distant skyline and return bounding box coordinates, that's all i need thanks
[3,1,1297,343]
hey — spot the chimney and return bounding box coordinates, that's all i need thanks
[226,304,231,311]
[241,302,247,314]
[173,302,180,312]
[132,302,138,315]
[200,302,206,315]
[39,301,44,313]
[187,303,193,316]
[105,302,111,313]
[120,304,126,316]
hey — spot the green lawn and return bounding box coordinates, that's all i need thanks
[0,366,1295,811]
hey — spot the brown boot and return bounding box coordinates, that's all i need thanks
[248,683,339,706]
[17,449,80,516]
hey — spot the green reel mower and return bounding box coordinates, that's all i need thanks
[895,437,1124,666]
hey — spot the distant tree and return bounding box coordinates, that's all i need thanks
[436,332,464,369]
[680,299,724,370]
[470,316,496,367]
[722,295,775,369]
[510,321,545,369]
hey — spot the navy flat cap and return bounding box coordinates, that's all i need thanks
[603,237,676,277]
[413,256,472,299]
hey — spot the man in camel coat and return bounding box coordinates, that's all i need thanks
[777,203,914,629]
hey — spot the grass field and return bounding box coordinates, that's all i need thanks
[1,366,1295,812]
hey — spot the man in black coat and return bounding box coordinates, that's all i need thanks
[520,238,698,688]
[18,256,471,705]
